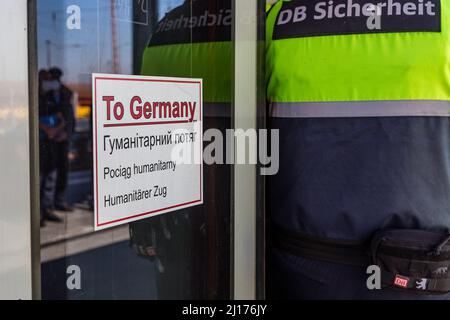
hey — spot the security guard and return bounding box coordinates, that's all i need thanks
[129,0,232,299]
[267,0,450,299]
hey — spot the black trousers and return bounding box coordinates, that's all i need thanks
[53,140,70,206]
[40,139,56,218]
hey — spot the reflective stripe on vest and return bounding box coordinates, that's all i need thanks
[270,100,450,118]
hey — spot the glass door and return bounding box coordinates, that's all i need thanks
[34,0,235,299]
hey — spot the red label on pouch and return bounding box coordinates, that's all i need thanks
[394,275,409,288]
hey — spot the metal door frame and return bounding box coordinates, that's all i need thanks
[232,0,265,300]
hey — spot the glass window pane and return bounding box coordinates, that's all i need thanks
[37,0,232,299]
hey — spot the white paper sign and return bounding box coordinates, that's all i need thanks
[92,73,203,230]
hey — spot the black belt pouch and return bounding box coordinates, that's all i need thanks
[371,229,450,294]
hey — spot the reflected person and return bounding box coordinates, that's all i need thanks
[48,67,75,212]
[39,69,65,226]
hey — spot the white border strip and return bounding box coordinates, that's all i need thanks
[0,0,32,300]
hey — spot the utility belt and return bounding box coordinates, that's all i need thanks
[272,226,450,294]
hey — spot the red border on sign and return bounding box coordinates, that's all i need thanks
[93,75,203,228]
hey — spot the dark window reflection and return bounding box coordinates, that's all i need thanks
[38,0,231,300]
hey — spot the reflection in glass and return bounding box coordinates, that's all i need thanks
[37,0,231,300]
